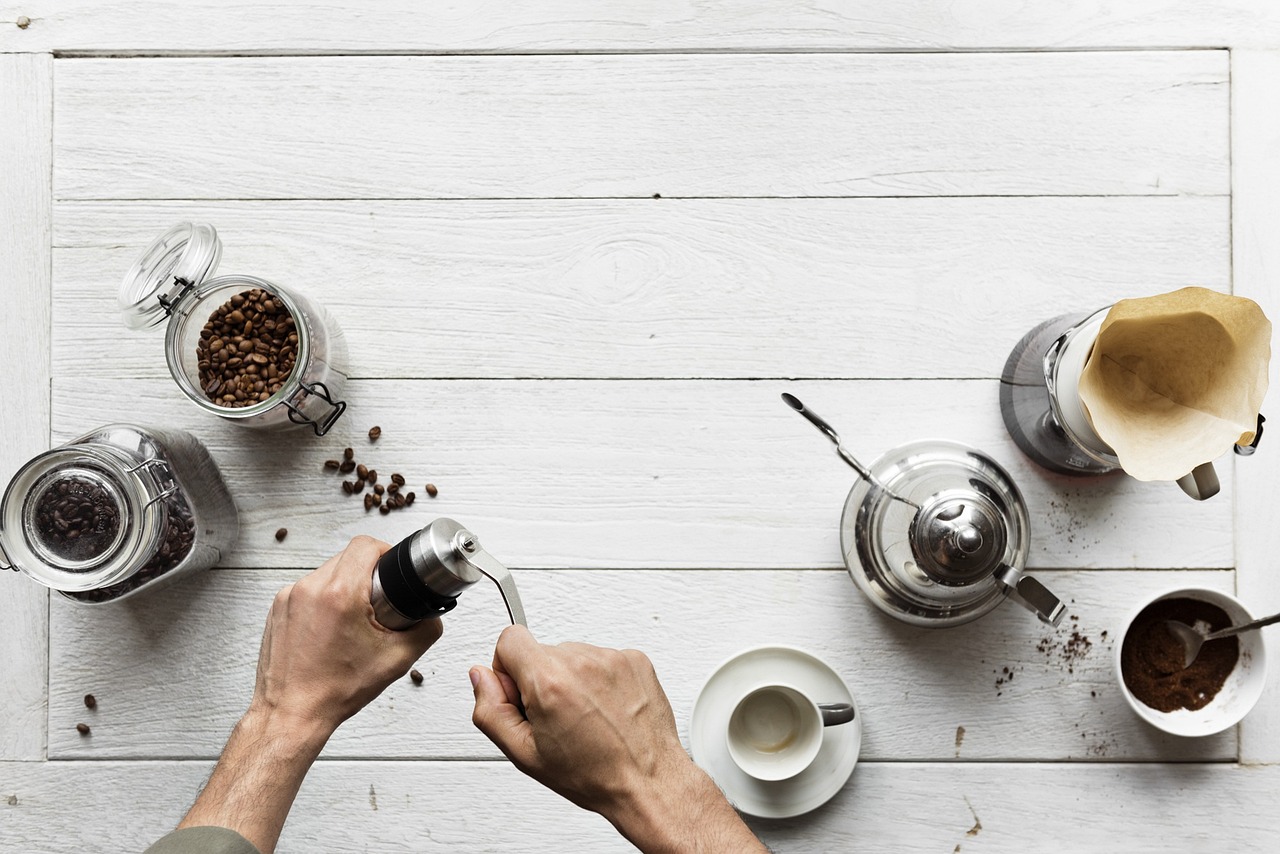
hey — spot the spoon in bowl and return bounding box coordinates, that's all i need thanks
[1165,609,1280,668]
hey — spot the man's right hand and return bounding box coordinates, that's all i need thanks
[469,626,768,853]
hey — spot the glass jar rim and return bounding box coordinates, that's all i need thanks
[162,274,313,419]
[0,445,164,591]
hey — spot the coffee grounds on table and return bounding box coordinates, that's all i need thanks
[34,477,120,564]
[196,288,297,408]
[1121,597,1239,712]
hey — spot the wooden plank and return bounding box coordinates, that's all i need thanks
[51,197,1231,380]
[51,52,1229,200]
[49,378,1235,570]
[4,759,1278,852]
[1232,50,1280,765]
[46,568,1236,761]
[0,53,52,762]
[3,1,1279,53]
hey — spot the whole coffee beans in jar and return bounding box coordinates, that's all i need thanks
[118,223,349,436]
[0,424,239,604]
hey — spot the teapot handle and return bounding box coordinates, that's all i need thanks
[994,564,1066,626]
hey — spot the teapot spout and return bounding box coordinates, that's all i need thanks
[994,564,1066,626]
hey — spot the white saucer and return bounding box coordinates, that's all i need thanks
[689,645,861,819]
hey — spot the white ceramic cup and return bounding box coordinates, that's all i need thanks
[1115,586,1268,737]
[725,683,852,781]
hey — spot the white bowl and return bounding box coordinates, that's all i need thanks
[1115,587,1267,737]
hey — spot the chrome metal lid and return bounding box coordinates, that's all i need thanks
[910,489,1008,586]
[119,222,222,329]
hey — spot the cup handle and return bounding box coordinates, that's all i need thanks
[1176,462,1220,501]
[818,702,855,726]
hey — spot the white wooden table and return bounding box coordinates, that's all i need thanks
[4,3,1280,851]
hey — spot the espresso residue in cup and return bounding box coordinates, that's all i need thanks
[1120,597,1238,712]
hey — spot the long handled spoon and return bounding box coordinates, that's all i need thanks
[1165,609,1280,668]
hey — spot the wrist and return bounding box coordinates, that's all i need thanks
[239,702,334,759]
[605,752,762,854]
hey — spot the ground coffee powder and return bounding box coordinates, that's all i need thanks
[1121,597,1238,712]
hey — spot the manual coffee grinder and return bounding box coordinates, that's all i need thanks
[370,517,527,629]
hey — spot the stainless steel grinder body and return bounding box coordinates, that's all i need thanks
[370,517,526,630]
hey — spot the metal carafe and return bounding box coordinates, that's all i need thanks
[370,517,527,630]
[784,395,1065,628]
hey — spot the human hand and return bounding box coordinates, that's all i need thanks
[470,626,767,853]
[250,535,444,739]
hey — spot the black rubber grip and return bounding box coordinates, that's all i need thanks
[376,535,459,622]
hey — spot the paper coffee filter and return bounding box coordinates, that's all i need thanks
[1077,287,1271,482]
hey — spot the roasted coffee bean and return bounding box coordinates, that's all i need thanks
[342,480,353,494]
[391,473,406,486]
[392,494,406,508]
[197,288,297,408]
[84,694,97,710]
[366,469,377,484]
[364,493,376,511]
[353,478,366,493]
[343,447,354,461]
[406,492,416,505]
[425,483,438,497]
[379,504,390,515]
[339,460,356,474]
[64,494,196,603]
[409,668,424,685]
[76,723,90,735]
[369,426,382,441]
[374,484,385,496]
[387,483,400,495]
[34,477,121,564]
[275,527,288,542]
[356,464,369,480]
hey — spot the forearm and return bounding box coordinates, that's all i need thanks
[606,757,769,854]
[179,707,333,854]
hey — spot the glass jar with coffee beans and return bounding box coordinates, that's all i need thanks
[119,223,349,436]
[0,424,239,604]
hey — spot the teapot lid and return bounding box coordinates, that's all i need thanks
[840,440,1031,627]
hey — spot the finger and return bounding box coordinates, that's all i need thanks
[319,535,391,587]
[492,624,545,682]
[470,666,536,767]
[403,615,444,654]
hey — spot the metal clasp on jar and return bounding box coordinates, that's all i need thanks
[284,381,347,437]
[126,457,181,508]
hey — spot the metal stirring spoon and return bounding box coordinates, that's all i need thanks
[1165,609,1280,668]
[780,393,920,509]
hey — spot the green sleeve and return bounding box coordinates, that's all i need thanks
[143,826,262,854]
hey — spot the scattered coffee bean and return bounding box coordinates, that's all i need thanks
[84,694,97,710]
[275,528,288,542]
[339,460,356,474]
[343,447,354,461]
[406,492,416,505]
[353,478,365,493]
[425,483,438,497]
[409,668,424,685]
[366,469,377,484]
[394,494,407,508]
[76,723,90,735]
[364,493,376,512]
[196,288,296,408]
[356,464,369,480]
[374,484,385,496]
[369,426,382,441]
[387,483,400,495]
[323,459,341,471]
[391,473,406,486]
[379,504,390,515]
[342,480,353,494]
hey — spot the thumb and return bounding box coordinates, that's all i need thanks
[471,666,535,767]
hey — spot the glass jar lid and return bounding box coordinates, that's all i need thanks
[840,440,1030,627]
[119,222,223,329]
[0,446,164,592]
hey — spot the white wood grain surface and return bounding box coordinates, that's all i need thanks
[1,5,1275,850]
[51,197,1230,380]
[2,0,1279,53]
[50,378,1235,571]
[52,52,1229,199]
[0,53,52,763]
[45,568,1236,763]
[3,760,1278,853]
[1232,50,1280,766]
